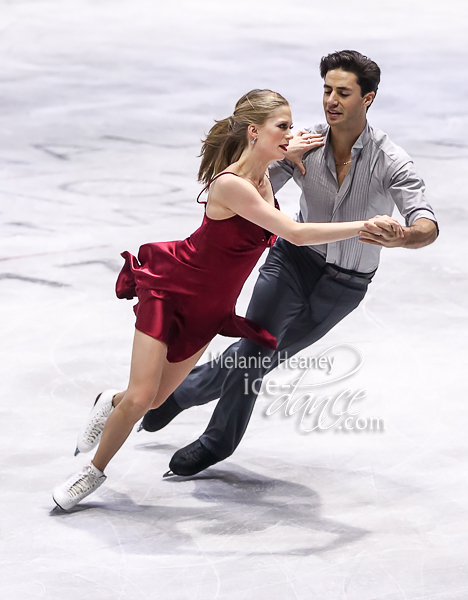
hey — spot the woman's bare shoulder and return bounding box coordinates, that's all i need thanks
[209,171,251,198]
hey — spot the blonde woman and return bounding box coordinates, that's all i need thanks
[52,89,402,510]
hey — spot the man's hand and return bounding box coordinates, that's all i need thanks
[359,216,437,249]
[284,129,324,175]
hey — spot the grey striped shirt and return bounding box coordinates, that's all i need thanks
[269,122,438,274]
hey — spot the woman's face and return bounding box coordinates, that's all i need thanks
[254,105,293,161]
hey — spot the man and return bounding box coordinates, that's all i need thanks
[141,50,438,475]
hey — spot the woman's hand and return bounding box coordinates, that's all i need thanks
[284,130,324,175]
[360,215,405,239]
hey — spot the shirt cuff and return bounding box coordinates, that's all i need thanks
[406,208,439,236]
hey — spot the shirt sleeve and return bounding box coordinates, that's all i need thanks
[387,160,439,233]
[268,159,295,193]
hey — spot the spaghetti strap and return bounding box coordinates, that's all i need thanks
[196,171,240,204]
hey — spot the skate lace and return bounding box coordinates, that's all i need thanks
[67,466,99,499]
[84,405,112,444]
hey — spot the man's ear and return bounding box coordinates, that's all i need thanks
[363,91,376,108]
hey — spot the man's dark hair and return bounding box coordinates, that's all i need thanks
[320,50,381,98]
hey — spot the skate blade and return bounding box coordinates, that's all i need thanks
[163,470,176,478]
[137,422,144,432]
[51,497,66,512]
[74,447,80,456]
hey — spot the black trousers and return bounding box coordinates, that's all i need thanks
[172,238,373,460]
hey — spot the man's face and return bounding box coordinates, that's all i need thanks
[322,69,374,127]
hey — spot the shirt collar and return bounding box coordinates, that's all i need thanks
[323,121,371,153]
[352,121,371,150]
[322,121,371,182]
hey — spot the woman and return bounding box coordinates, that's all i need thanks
[52,89,402,510]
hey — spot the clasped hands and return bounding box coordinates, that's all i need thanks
[360,216,405,247]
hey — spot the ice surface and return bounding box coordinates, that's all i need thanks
[1,1,467,598]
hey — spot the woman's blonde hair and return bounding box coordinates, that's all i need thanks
[198,89,289,185]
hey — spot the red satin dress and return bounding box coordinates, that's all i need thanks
[115,172,278,362]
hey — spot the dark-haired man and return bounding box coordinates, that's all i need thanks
[142,50,438,475]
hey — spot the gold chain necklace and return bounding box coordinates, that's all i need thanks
[335,159,352,166]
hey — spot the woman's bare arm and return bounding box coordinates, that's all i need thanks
[209,173,403,246]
